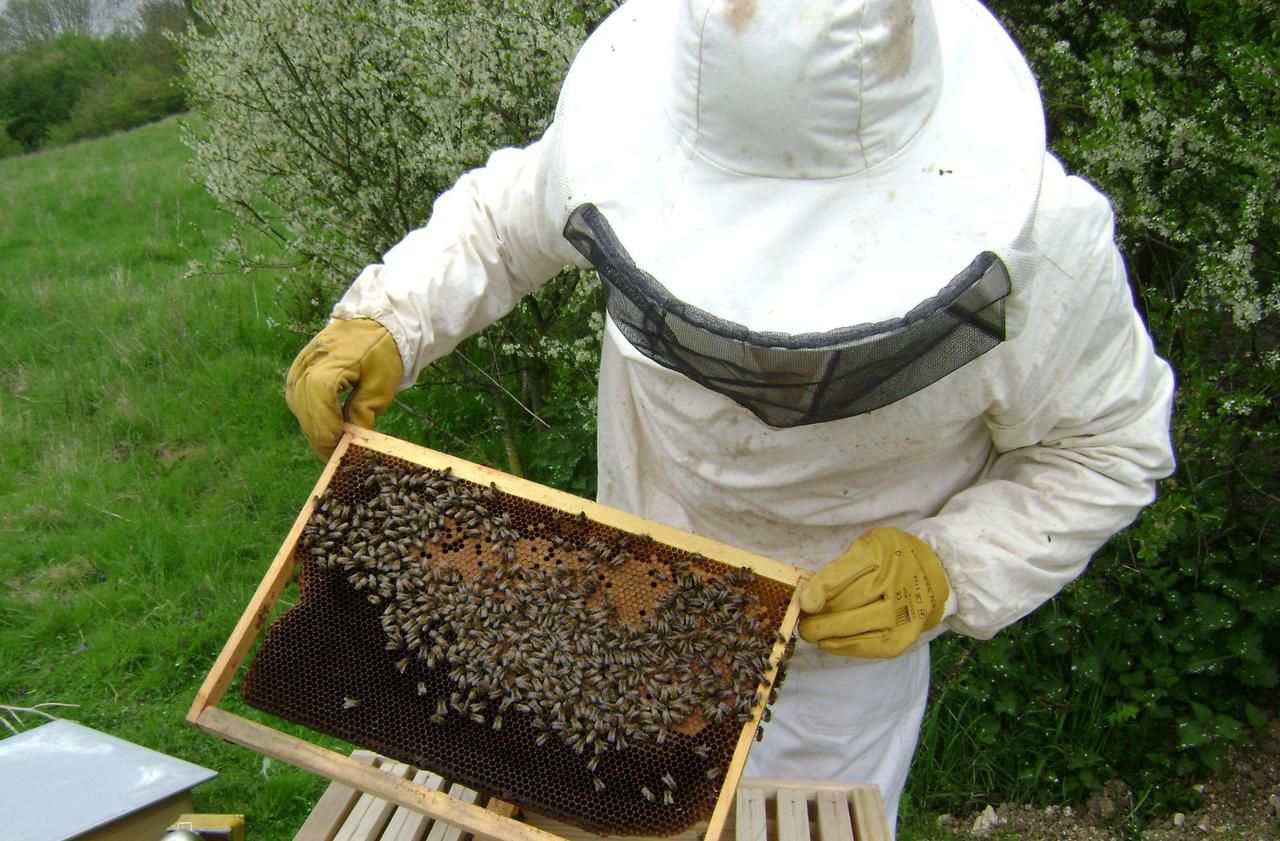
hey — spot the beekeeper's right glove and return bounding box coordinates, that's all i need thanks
[285,318,403,460]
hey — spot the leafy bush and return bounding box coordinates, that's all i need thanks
[0,123,24,157]
[181,0,616,480]
[0,32,129,149]
[909,0,1279,821]
[0,1,189,155]
[46,62,185,145]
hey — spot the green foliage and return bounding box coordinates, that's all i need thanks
[46,62,186,146]
[0,126,22,156]
[909,0,1279,822]
[180,0,616,479]
[0,32,126,149]
[0,1,189,155]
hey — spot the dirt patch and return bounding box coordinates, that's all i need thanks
[922,719,1280,840]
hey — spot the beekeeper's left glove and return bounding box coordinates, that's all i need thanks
[285,318,403,459]
[798,527,949,659]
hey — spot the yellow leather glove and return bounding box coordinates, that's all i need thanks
[285,318,404,459]
[798,527,950,659]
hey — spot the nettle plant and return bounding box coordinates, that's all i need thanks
[912,0,1279,819]
[181,0,616,482]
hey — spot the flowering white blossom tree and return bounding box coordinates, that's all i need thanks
[182,0,617,476]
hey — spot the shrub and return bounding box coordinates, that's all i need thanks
[909,0,1279,821]
[0,124,23,157]
[180,0,617,479]
[0,32,130,149]
[47,62,185,145]
[0,2,190,155]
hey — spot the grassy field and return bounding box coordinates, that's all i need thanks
[0,117,346,837]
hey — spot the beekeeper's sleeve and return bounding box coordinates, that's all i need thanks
[332,133,585,389]
[911,163,1176,640]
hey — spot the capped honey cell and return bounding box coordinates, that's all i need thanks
[241,443,795,837]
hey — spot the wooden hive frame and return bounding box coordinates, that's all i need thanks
[189,424,808,841]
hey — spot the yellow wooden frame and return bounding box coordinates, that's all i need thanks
[189,424,808,841]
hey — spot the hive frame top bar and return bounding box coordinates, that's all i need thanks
[347,425,808,588]
[189,424,809,841]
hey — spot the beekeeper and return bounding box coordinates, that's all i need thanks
[285,0,1175,830]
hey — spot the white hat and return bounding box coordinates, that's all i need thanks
[551,0,1047,335]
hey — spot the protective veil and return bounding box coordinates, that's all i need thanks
[332,0,1176,829]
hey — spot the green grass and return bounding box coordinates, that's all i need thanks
[0,118,336,837]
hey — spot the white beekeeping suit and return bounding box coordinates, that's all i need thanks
[299,0,1176,830]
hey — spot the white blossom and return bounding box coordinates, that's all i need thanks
[182,0,618,454]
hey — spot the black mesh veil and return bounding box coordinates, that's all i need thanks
[565,204,1011,428]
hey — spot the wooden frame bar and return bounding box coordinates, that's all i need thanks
[293,761,892,841]
[733,780,891,841]
[189,425,808,841]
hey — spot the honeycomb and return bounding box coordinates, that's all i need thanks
[241,444,796,837]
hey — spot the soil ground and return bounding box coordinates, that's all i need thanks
[918,719,1280,840]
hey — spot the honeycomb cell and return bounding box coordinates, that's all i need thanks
[242,444,796,837]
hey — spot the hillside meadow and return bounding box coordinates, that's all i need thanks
[0,116,368,837]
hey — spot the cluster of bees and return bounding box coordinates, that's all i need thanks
[246,447,799,833]
[296,458,789,809]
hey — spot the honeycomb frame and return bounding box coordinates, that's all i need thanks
[189,424,807,841]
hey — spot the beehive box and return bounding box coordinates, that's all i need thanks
[189,425,806,841]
